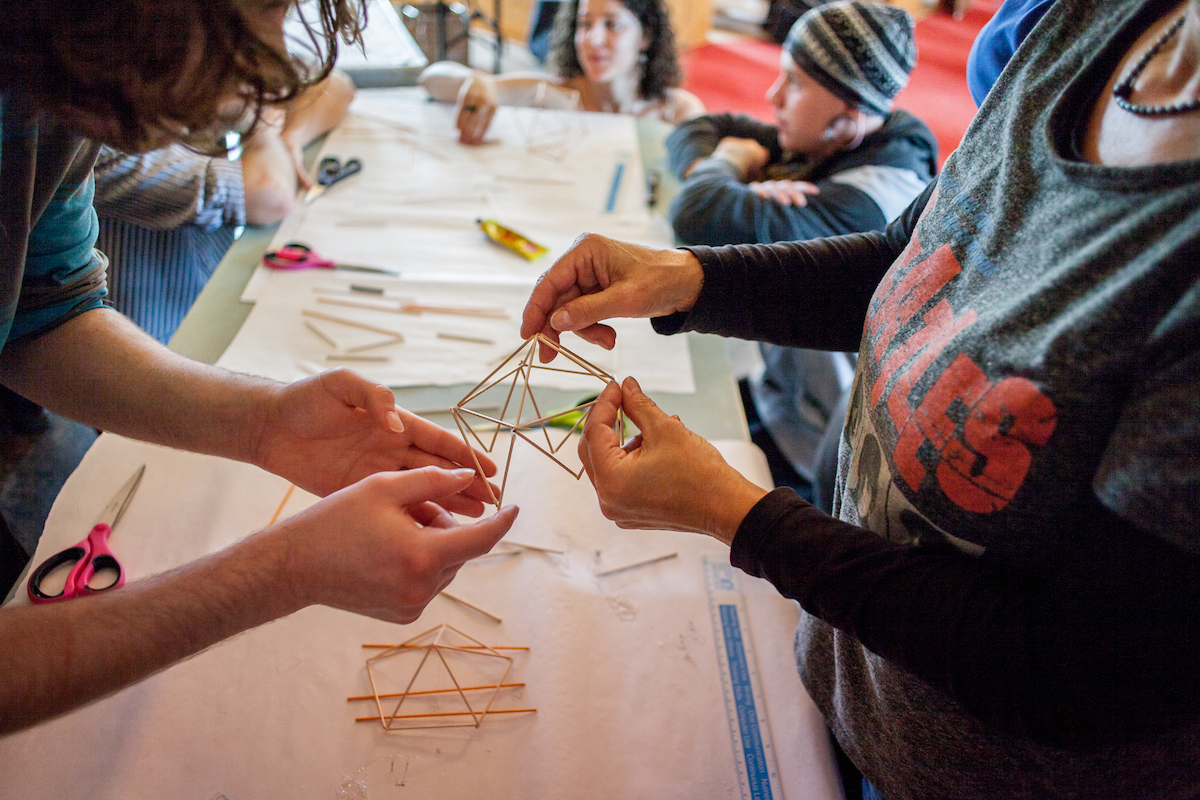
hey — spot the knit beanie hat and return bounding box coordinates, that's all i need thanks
[783,0,917,116]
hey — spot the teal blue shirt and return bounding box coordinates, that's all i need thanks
[0,92,108,353]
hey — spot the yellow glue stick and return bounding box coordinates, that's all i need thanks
[477,218,549,261]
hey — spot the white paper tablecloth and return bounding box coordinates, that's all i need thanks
[1,434,840,800]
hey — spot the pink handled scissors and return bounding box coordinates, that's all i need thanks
[262,242,399,276]
[27,465,144,604]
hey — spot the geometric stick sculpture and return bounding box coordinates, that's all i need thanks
[354,625,535,731]
[511,82,587,162]
[452,333,624,507]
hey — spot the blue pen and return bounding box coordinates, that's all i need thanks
[605,161,626,213]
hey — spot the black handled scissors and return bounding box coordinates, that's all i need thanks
[27,465,145,604]
[304,156,362,204]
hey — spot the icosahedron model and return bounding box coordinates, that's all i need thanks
[452,333,624,507]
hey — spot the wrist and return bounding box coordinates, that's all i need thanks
[707,479,769,546]
[668,248,705,313]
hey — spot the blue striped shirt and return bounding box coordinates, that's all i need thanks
[93,144,246,344]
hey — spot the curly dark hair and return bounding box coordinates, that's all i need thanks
[2,0,366,153]
[548,0,683,103]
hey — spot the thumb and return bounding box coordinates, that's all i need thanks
[616,376,671,439]
[549,282,645,333]
[321,369,404,433]
[387,466,479,508]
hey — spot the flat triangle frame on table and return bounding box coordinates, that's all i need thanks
[452,333,625,508]
[364,624,516,731]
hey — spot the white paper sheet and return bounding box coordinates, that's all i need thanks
[218,270,695,392]
[1,434,840,800]
[241,89,669,301]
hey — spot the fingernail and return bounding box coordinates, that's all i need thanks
[623,376,642,393]
[551,308,572,330]
[385,409,404,433]
[454,467,477,480]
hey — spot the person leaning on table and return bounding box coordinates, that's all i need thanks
[520,0,1200,795]
[0,0,517,736]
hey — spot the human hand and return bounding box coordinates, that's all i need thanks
[520,234,704,362]
[578,378,768,544]
[280,467,519,624]
[253,369,498,515]
[711,137,771,181]
[748,179,820,206]
[280,71,356,189]
[455,75,498,145]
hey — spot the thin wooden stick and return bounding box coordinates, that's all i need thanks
[268,484,296,525]
[327,353,391,363]
[595,552,679,577]
[344,336,404,353]
[318,296,397,313]
[402,304,508,319]
[469,548,522,561]
[502,540,565,555]
[348,682,525,702]
[441,590,502,623]
[361,644,530,650]
[356,708,536,723]
[437,331,496,345]
[304,320,339,347]
[533,332,613,380]
[302,308,406,340]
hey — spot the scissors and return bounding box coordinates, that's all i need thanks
[262,242,399,276]
[303,156,362,204]
[27,465,145,604]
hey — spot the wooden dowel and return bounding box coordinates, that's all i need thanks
[361,644,530,650]
[344,336,404,353]
[356,708,537,723]
[317,296,397,313]
[441,590,502,623]
[503,540,565,555]
[595,552,679,577]
[304,320,338,348]
[302,309,406,340]
[347,682,525,702]
[327,353,391,363]
[268,484,296,525]
[437,332,496,345]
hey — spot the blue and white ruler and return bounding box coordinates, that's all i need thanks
[704,555,784,800]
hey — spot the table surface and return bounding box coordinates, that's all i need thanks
[168,116,750,443]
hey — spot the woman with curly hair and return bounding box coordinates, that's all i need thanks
[419,0,705,144]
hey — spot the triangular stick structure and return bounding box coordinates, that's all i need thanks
[361,625,532,731]
[511,83,587,161]
[453,333,624,507]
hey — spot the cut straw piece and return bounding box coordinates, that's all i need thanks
[437,331,496,345]
[441,590,502,623]
[268,484,296,526]
[327,353,391,363]
[595,552,678,577]
[361,643,529,650]
[304,319,339,348]
[502,540,565,555]
[355,708,536,723]
[302,308,405,340]
[347,682,525,702]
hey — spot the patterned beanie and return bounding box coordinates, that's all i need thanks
[783,0,917,116]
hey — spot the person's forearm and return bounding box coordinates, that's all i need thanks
[279,70,355,149]
[0,309,273,463]
[732,489,1200,745]
[0,525,299,735]
[654,180,933,350]
[240,127,300,225]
